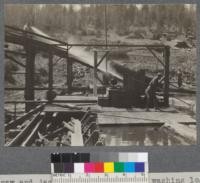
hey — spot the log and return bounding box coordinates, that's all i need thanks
[5,104,45,130]
[6,112,43,146]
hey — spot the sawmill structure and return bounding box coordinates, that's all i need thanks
[4,25,196,146]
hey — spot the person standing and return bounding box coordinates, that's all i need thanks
[145,73,163,111]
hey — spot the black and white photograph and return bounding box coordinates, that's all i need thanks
[4,4,197,146]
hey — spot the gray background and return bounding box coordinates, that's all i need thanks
[0,0,200,174]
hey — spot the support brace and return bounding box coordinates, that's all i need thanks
[147,47,164,66]
[96,51,109,67]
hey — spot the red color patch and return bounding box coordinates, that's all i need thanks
[94,162,104,173]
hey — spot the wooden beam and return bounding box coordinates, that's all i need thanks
[6,25,67,45]
[147,48,164,66]
[5,50,26,56]
[96,51,109,67]
[96,73,104,85]
[5,86,90,91]
[24,45,36,112]
[5,54,26,68]
[164,46,170,107]
[93,51,98,96]
[6,112,43,146]
[67,57,73,94]
[5,25,165,48]
[48,52,53,98]
[5,104,45,130]
[84,130,100,146]
[21,119,43,146]
[53,57,64,66]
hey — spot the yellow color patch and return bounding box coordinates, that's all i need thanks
[104,162,114,173]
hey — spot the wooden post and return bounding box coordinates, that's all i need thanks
[67,58,73,94]
[93,51,98,96]
[25,47,35,112]
[48,53,53,96]
[104,5,108,71]
[14,102,17,121]
[164,46,170,107]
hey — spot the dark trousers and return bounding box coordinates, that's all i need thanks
[145,89,158,110]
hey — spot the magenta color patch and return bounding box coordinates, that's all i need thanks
[84,163,95,173]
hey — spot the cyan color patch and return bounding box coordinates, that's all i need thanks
[124,162,135,172]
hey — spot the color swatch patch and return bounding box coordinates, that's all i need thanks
[94,162,104,173]
[104,162,114,173]
[114,162,124,172]
[85,163,95,173]
[124,162,135,172]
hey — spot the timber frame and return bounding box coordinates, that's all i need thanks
[5,25,170,112]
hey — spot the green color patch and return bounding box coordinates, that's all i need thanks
[114,162,124,172]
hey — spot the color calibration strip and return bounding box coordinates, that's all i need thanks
[51,152,148,173]
[51,153,148,183]
[52,162,145,173]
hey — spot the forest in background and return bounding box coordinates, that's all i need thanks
[5,4,196,37]
[4,4,197,87]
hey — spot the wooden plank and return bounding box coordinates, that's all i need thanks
[97,107,196,125]
[21,119,43,146]
[163,122,196,144]
[52,103,82,110]
[6,112,43,146]
[63,121,75,133]
[54,96,98,103]
[52,112,58,117]
[84,130,100,146]
[98,116,163,126]
[5,104,45,130]
[70,118,83,146]
[44,104,85,112]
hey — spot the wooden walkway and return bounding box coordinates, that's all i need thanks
[97,107,196,125]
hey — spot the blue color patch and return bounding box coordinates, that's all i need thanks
[124,162,135,172]
[135,162,145,172]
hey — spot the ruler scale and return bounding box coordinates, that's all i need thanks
[52,173,148,183]
[51,152,149,183]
